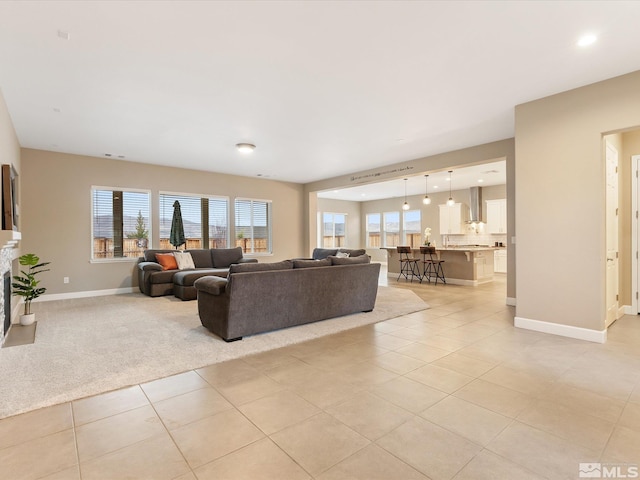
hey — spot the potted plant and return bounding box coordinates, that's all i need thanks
[12,253,50,326]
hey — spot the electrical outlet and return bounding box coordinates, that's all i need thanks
[63,277,69,284]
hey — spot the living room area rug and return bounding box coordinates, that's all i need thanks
[0,285,428,419]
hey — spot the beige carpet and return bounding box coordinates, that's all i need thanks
[0,286,427,419]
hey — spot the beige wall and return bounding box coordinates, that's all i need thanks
[305,139,516,299]
[515,70,640,332]
[0,89,20,216]
[21,149,305,295]
[316,198,362,249]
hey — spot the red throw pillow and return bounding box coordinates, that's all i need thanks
[156,253,178,270]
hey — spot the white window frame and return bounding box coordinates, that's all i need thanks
[366,213,381,248]
[91,186,152,262]
[234,197,273,255]
[403,209,421,246]
[383,211,400,248]
[319,212,347,248]
[159,190,230,250]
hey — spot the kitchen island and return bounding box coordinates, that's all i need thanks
[382,246,496,286]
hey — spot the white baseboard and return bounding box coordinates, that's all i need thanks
[506,297,516,307]
[514,316,607,343]
[36,287,138,302]
[623,305,635,315]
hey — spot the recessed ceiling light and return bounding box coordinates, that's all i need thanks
[433,185,439,189]
[577,34,597,47]
[236,143,256,154]
[478,179,484,183]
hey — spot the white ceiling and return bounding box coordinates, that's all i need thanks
[1,1,640,184]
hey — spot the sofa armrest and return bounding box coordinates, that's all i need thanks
[138,261,163,272]
[194,276,228,295]
[237,258,258,264]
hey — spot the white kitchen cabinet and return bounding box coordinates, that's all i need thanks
[486,199,507,234]
[494,248,507,273]
[439,203,468,235]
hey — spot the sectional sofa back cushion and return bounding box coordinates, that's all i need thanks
[328,255,371,265]
[229,260,293,274]
[339,248,367,257]
[293,259,331,269]
[312,248,338,260]
[143,249,176,263]
[187,249,214,268]
[211,247,244,268]
[312,248,367,260]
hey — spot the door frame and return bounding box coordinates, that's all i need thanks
[633,155,640,313]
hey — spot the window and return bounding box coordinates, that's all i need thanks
[235,199,272,254]
[383,211,400,247]
[92,187,151,260]
[366,213,381,247]
[207,197,229,248]
[159,193,229,249]
[321,213,346,248]
[403,210,421,247]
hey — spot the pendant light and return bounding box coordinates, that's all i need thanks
[402,178,410,211]
[423,174,431,205]
[446,170,455,206]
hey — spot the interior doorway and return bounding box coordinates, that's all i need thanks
[605,141,619,326]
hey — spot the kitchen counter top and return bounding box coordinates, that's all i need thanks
[381,246,498,252]
[382,246,495,286]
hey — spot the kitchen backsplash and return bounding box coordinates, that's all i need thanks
[440,232,507,247]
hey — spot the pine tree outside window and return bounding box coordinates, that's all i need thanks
[92,187,151,260]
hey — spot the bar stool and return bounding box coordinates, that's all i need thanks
[397,246,422,282]
[420,246,446,284]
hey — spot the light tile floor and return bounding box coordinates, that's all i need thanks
[1,273,640,479]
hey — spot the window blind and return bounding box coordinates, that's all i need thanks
[92,188,150,259]
[234,199,272,254]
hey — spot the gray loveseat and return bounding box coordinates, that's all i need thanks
[194,255,381,341]
[137,247,257,300]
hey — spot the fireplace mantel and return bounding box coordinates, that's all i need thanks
[0,230,20,258]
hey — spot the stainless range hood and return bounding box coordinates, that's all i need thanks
[468,186,483,223]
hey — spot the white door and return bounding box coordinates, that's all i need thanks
[605,142,619,327]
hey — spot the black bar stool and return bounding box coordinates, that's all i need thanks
[397,246,422,282]
[420,246,446,284]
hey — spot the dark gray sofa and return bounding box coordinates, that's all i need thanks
[137,247,257,300]
[194,255,381,341]
[308,248,367,260]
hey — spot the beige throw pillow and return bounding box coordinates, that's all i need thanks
[174,251,196,270]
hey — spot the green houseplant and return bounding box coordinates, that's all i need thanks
[12,253,50,325]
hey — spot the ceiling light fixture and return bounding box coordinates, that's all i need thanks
[447,170,455,206]
[236,143,256,154]
[577,34,597,47]
[423,175,431,205]
[402,178,410,211]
